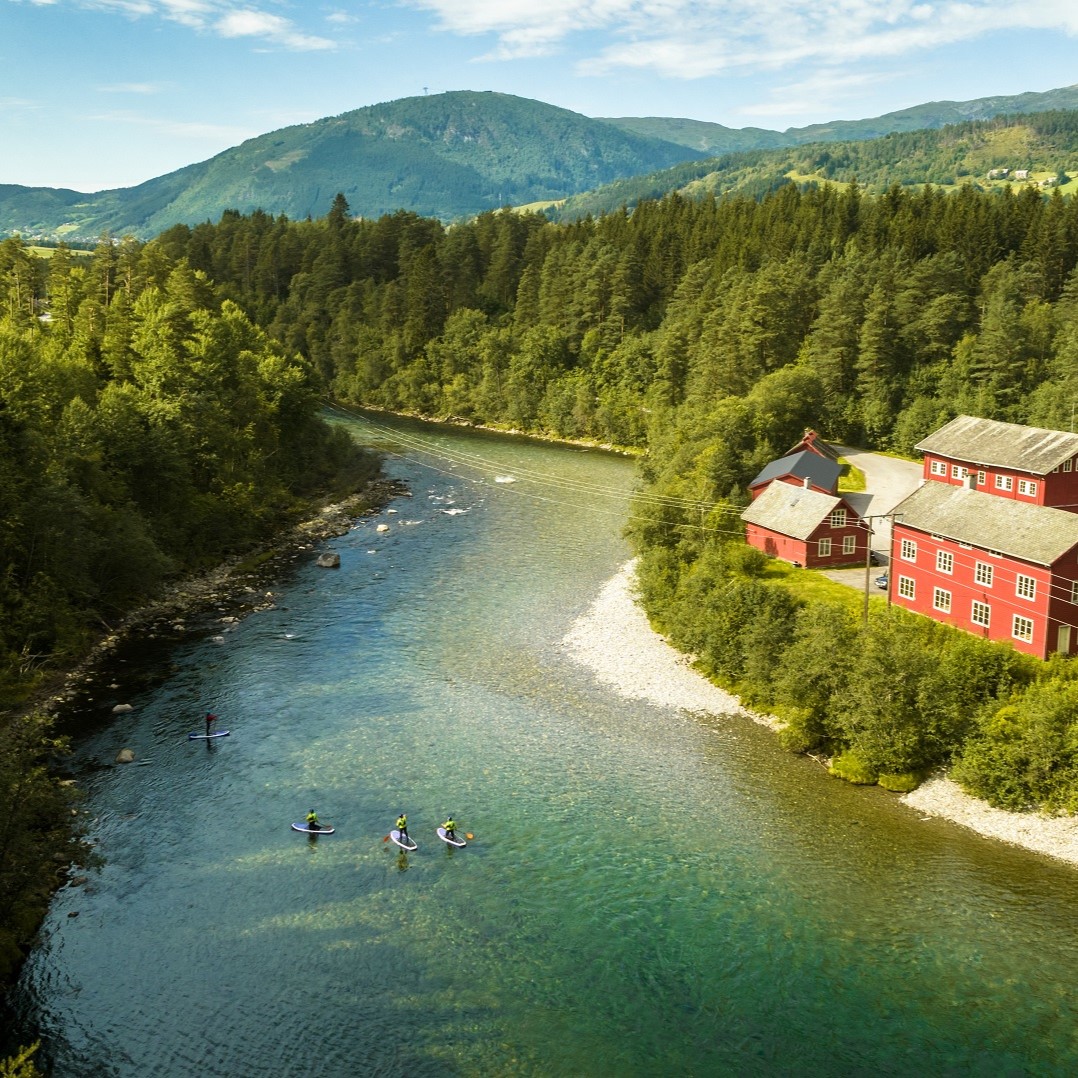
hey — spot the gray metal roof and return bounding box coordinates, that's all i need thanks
[892,481,1078,565]
[748,450,841,492]
[914,415,1078,475]
[741,482,849,540]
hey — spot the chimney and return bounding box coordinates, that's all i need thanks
[803,476,812,489]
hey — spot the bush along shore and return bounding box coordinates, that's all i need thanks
[564,561,1078,869]
[0,476,407,1002]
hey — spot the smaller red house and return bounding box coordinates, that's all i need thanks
[741,482,869,568]
[889,479,1078,659]
[785,429,841,464]
[915,415,1078,511]
[748,450,842,500]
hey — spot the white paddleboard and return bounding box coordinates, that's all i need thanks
[437,827,466,847]
[291,822,335,834]
[390,829,417,851]
[188,730,230,739]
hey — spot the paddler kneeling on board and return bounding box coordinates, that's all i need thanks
[306,809,321,832]
[443,816,456,841]
[396,813,409,842]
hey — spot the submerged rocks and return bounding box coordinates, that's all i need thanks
[115,748,135,764]
[316,552,341,568]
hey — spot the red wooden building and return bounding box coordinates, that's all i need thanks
[915,415,1078,511]
[889,479,1078,659]
[748,450,842,500]
[741,482,870,569]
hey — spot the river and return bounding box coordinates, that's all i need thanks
[6,410,1078,1076]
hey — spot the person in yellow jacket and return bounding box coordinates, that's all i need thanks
[395,813,409,842]
[442,816,456,841]
[306,809,321,832]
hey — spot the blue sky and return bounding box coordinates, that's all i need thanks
[2,0,1077,192]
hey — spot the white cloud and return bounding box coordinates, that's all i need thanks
[96,81,165,93]
[14,0,337,49]
[405,0,1078,76]
[89,108,255,143]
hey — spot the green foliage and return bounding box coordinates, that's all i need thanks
[877,772,924,793]
[829,751,879,785]
[0,1043,43,1078]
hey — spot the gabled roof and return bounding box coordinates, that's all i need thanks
[741,482,854,540]
[893,481,1078,566]
[786,429,841,463]
[748,450,841,492]
[915,415,1078,475]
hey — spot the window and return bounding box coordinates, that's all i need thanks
[901,539,917,562]
[829,507,847,527]
[972,601,991,627]
[975,562,994,587]
[1018,479,1037,497]
[977,471,986,486]
[842,535,856,555]
[951,464,967,479]
[1065,459,1074,473]
[817,537,831,557]
[930,460,946,476]
[936,550,954,574]
[1013,615,1034,643]
[933,588,952,613]
[1072,580,1078,603]
[1016,575,1036,601]
[898,576,915,599]
[995,475,1014,491]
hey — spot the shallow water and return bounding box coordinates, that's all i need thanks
[7,411,1078,1076]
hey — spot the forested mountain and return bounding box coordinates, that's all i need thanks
[3,85,1078,244]
[554,109,1078,219]
[601,83,1078,154]
[0,92,704,243]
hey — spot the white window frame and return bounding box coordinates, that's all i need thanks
[936,550,954,574]
[817,537,831,557]
[842,535,856,555]
[972,601,991,627]
[975,562,994,587]
[1072,580,1078,603]
[951,464,967,479]
[977,470,986,486]
[995,475,1014,491]
[829,507,847,527]
[1017,479,1037,497]
[1016,574,1036,601]
[1013,615,1034,643]
[1065,458,1074,473]
[898,576,915,600]
[930,460,947,476]
[901,539,917,562]
[933,587,952,613]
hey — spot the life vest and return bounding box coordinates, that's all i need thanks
[396,816,407,830]
[307,812,318,825]
[443,819,455,832]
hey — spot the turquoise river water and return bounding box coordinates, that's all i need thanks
[5,410,1078,1076]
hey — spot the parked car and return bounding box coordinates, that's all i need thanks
[875,573,889,589]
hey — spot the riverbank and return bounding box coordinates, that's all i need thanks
[563,560,1078,869]
[31,478,408,720]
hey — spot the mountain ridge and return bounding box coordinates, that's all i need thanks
[3,84,1078,242]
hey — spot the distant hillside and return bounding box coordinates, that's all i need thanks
[600,84,1078,155]
[4,84,1078,243]
[553,110,1078,220]
[0,92,705,242]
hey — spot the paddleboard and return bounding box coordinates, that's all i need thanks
[291,822,335,834]
[390,829,417,851]
[437,827,466,847]
[188,730,230,740]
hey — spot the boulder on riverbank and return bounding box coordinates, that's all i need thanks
[316,552,341,568]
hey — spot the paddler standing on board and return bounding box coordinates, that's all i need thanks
[306,809,321,832]
[396,813,409,844]
[442,815,457,842]
[204,711,217,737]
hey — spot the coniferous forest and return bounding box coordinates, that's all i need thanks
[6,177,1078,992]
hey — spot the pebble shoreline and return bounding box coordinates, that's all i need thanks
[563,560,1078,869]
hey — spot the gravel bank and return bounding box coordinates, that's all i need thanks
[564,560,1078,869]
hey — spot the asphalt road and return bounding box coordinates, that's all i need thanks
[822,447,922,592]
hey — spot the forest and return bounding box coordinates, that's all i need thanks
[6,174,1078,1009]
